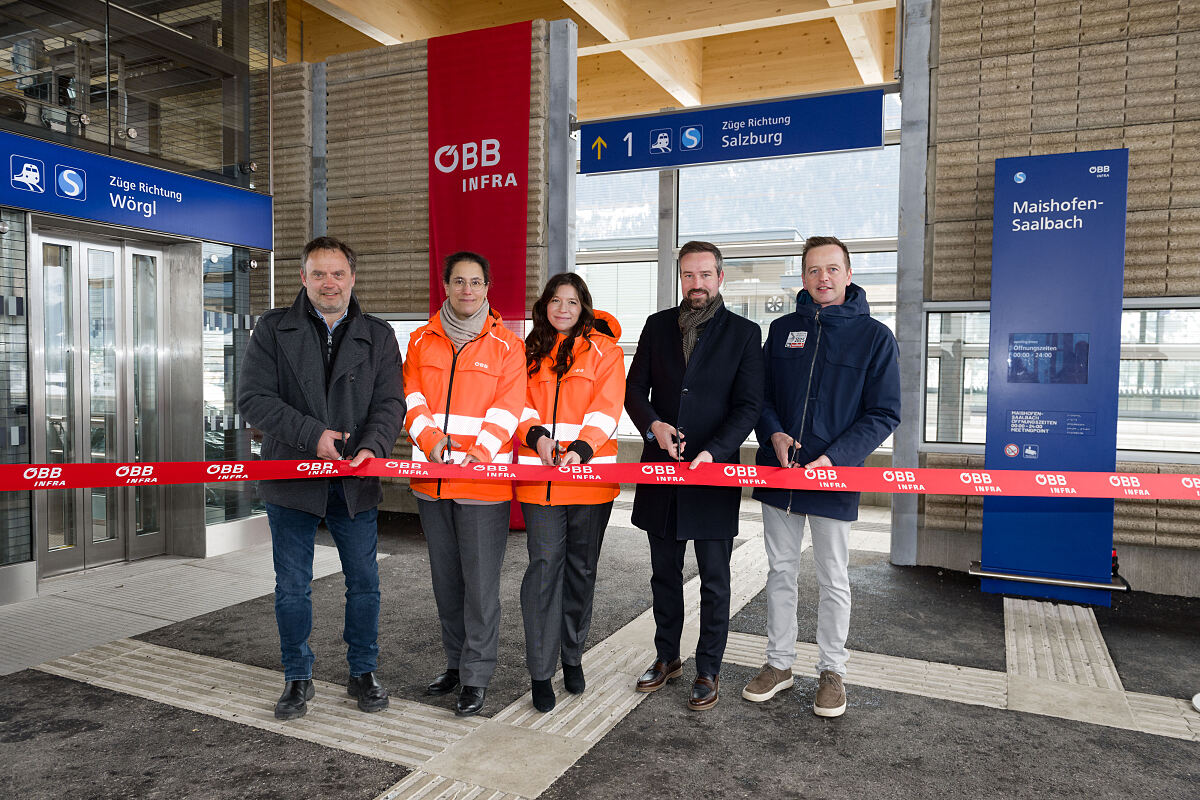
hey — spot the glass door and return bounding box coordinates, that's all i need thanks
[32,234,165,576]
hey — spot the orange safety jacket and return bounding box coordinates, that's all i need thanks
[403,308,526,502]
[515,311,625,506]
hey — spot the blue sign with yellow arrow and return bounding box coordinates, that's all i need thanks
[580,89,884,174]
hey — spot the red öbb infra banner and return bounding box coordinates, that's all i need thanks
[5,460,1200,501]
[427,21,532,321]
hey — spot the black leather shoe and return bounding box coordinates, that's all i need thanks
[456,685,486,716]
[425,668,460,696]
[274,679,314,720]
[347,672,390,713]
[563,663,585,695]
[636,658,682,693]
[532,678,556,712]
[689,673,719,711]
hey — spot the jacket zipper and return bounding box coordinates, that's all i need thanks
[546,373,562,502]
[789,309,823,516]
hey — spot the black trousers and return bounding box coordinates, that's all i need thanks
[647,532,734,676]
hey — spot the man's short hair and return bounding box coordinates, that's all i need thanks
[801,236,851,270]
[442,250,492,285]
[678,240,724,274]
[302,236,357,273]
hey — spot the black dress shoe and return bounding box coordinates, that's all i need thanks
[689,673,719,711]
[347,671,390,712]
[425,668,460,696]
[563,663,585,695]
[636,657,682,693]
[456,685,486,716]
[531,678,556,712]
[274,679,314,720]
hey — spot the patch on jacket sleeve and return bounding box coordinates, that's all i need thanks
[785,331,808,349]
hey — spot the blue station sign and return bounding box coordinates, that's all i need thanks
[579,89,884,174]
[0,129,272,250]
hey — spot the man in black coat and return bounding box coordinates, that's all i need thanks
[238,236,404,721]
[625,240,764,710]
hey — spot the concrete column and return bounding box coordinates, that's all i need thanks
[657,169,678,310]
[891,0,933,566]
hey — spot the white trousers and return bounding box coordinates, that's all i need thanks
[761,502,852,676]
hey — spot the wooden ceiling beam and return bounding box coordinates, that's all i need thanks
[827,0,886,85]
[305,0,452,45]
[578,0,894,55]
[563,0,705,107]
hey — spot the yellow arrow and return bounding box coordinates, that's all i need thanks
[591,136,607,158]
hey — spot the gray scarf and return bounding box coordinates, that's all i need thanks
[678,293,723,364]
[440,298,490,351]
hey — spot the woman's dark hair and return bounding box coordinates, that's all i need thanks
[442,250,491,284]
[526,273,595,377]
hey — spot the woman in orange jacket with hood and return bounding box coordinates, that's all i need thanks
[403,251,526,717]
[515,273,625,712]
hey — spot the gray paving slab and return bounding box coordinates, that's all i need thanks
[536,661,1200,800]
[0,670,407,800]
[1094,589,1200,700]
[729,549,1009,672]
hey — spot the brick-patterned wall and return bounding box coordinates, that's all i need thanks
[0,209,31,566]
[320,20,551,315]
[924,1,1200,553]
[930,0,1200,300]
[266,62,314,282]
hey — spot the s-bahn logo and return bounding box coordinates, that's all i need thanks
[55,165,86,200]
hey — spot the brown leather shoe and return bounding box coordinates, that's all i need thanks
[635,658,683,692]
[688,673,719,711]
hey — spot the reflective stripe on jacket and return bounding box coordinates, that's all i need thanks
[515,311,625,506]
[403,308,526,502]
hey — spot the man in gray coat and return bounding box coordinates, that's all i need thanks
[238,236,404,720]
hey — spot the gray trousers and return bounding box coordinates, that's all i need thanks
[761,503,852,676]
[417,498,510,688]
[519,502,612,680]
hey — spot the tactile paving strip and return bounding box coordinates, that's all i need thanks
[36,638,482,766]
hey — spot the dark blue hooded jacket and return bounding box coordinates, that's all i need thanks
[752,282,901,521]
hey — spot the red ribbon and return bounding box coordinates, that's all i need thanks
[4,460,1199,501]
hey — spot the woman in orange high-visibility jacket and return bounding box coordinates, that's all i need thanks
[403,251,525,718]
[514,273,625,713]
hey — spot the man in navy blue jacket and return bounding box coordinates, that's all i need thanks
[741,236,900,717]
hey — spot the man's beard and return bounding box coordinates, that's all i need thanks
[686,290,713,309]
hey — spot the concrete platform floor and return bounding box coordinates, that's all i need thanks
[1,493,1198,799]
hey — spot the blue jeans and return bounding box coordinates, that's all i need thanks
[266,482,380,681]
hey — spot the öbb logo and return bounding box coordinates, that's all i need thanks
[1181,476,1200,489]
[959,472,992,484]
[297,462,336,473]
[115,465,154,477]
[23,466,62,480]
[722,465,757,477]
[883,470,916,482]
[207,463,245,475]
[1108,475,1141,487]
[803,468,838,480]
[1089,164,1110,174]
[641,465,677,475]
[434,140,501,173]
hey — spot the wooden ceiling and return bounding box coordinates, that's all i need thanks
[285,0,897,120]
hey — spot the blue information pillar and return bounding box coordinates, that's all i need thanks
[981,149,1129,606]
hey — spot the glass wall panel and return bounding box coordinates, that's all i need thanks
[925,309,1200,453]
[0,0,270,187]
[677,145,901,244]
[203,244,262,523]
[577,170,658,249]
[0,209,31,565]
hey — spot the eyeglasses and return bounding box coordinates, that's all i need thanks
[450,277,487,289]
